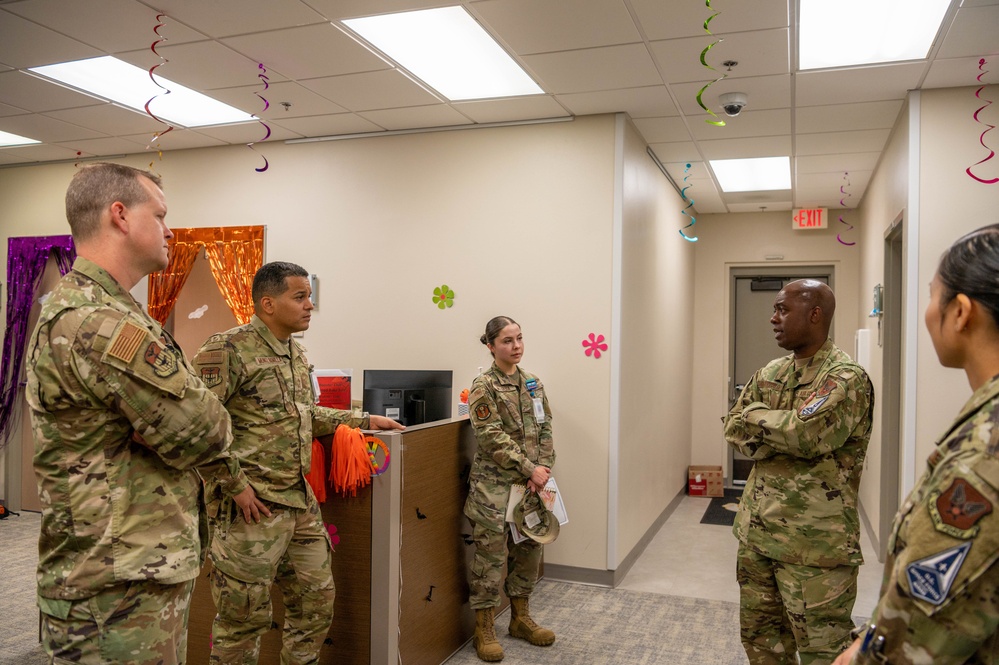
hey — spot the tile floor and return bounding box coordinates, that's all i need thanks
[617,493,884,620]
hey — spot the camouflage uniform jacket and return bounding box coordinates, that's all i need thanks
[725,339,874,567]
[464,363,555,532]
[853,374,999,665]
[27,257,234,603]
[193,315,368,511]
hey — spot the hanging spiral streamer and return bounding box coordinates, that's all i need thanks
[966,58,998,185]
[679,163,699,242]
[247,63,271,173]
[695,0,726,127]
[145,14,174,171]
[836,172,856,246]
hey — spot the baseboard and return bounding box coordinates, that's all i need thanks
[543,485,687,588]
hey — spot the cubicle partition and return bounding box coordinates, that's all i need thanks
[187,418,485,665]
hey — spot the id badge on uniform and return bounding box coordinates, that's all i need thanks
[532,397,546,423]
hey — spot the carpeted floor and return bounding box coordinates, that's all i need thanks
[0,510,47,665]
[443,580,747,664]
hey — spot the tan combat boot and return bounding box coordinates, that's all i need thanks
[474,607,504,662]
[508,596,555,646]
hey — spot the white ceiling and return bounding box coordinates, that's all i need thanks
[0,0,995,213]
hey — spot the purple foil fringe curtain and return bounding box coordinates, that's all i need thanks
[0,235,76,451]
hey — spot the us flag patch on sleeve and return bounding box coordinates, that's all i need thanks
[107,321,147,363]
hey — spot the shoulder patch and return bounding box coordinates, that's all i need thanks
[200,366,222,388]
[144,342,180,378]
[929,477,993,538]
[905,541,971,606]
[107,321,148,363]
[798,394,830,417]
[475,403,491,420]
[196,350,224,365]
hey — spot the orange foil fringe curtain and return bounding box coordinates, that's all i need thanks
[147,226,264,325]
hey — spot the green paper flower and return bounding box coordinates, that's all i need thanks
[432,284,455,309]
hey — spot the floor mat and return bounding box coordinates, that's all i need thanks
[699,488,744,527]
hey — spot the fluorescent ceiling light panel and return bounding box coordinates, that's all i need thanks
[29,56,255,128]
[343,7,543,101]
[799,0,950,69]
[0,130,41,147]
[711,157,791,192]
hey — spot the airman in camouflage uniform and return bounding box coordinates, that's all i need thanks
[27,163,236,664]
[193,261,402,665]
[725,280,874,665]
[835,224,999,665]
[465,316,557,662]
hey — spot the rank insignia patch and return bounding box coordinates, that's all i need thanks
[906,541,971,605]
[144,342,180,378]
[929,477,993,538]
[201,366,222,388]
[475,403,491,420]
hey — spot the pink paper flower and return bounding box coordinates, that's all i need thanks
[582,333,608,359]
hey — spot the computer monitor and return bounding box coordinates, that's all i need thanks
[362,369,453,427]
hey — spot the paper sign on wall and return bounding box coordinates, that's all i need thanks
[313,369,352,409]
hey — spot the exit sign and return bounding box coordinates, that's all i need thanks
[792,208,828,230]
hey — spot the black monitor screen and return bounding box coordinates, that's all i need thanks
[362,369,453,427]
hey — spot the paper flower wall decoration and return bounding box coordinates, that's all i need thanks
[582,333,609,359]
[432,284,455,309]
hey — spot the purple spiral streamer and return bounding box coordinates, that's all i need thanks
[836,172,855,246]
[144,14,174,169]
[247,63,271,173]
[967,58,998,185]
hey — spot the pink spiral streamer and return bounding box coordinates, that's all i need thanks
[144,14,174,168]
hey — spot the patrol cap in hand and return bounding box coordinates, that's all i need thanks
[513,490,560,544]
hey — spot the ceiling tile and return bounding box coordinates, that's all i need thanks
[451,95,569,124]
[0,142,84,161]
[522,44,662,94]
[4,0,207,54]
[924,59,998,89]
[795,129,890,156]
[630,0,788,41]
[358,104,473,130]
[936,5,999,59]
[650,29,789,84]
[52,136,149,157]
[727,201,792,213]
[795,101,903,134]
[671,74,791,116]
[556,86,678,118]
[796,152,881,175]
[0,112,108,143]
[698,135,791,159]
[121,128,226,151]
[796,64,925,106]
[221,23,389,81]
[0,10,102,68]
[269,113,384,137]
[43,103,166,136]
[688,108,790,141]
[303,0,457,20]
[648,141,699,164]
[116,42,279,91]
[472,0,641,54]
[0,70,106,113]
[632,116,691,143]
[151,0,328,39]
[665,160,709,181]
[301,69,440,111]
[209,80,350,118]
[190,122,302,144]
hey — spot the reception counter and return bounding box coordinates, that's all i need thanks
[187,417,488,665]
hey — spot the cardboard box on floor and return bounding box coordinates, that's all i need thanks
[687,465,723,497]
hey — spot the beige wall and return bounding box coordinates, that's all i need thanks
[0,113,694,574]
[914,85,999,465]
[690,211,862,475]
[613,117,695,568]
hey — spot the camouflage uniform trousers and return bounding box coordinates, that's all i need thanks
[209,499,334,665]
[737,543,858,665]
[40,578,195,664]
[469,521,543,610]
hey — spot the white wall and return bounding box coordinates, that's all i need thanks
[613,117,695,568]
[0,113,697,574]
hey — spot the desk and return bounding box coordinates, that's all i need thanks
[187,418,483,665]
